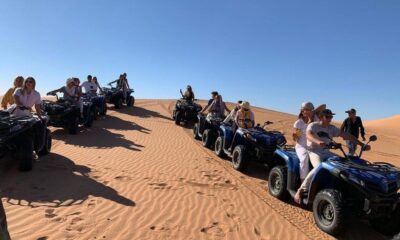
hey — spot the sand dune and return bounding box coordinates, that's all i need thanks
[365,115,400,137]
[0,99,398,240]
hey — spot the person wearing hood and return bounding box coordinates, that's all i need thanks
[182,85,195,101]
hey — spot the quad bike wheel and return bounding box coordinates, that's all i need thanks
[68,115,79,134]
[313,189,345,235]
[268,166,289,200]
[370,206,400,236]
[16,137,34,171]
[84,107,96,127]
[202,129,214,148]
[38,129,52,156]
[193,123,200,140]
[127,96,135,107]
[214,136,226,158]
[232,145,248,171]
[114,98,123,109]
[175,111,182,125]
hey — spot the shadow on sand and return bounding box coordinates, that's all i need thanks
[52,127,144,151]
[118,106,172,121]
[100,115,151,134]
[0,153,135,208]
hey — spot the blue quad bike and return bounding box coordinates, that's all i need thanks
[214,121,286,171]
[172,90,202,125]
[193,114,224,148]
[102,81,135,109]
[0,111,52,171]
[268,133,400,236]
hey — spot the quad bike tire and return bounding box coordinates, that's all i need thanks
[175,111,182,125]
[38,129,52,156]
[114,98,123,109]
[232,145,248,172]
[100,103,107,116]
[202,129,214,148]
[127,96,135,107]
[214,136,226,158]
[68,115,79,135]
[268,166,289,200]
[84,107,96,127]
[193,123,200,140]
[313,189,345,235]
[16,137,34,172]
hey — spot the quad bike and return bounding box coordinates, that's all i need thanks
[268,133,400,236]
[172,90,202,125]
[193,113,224,148]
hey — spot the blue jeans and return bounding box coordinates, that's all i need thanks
[346,140,357,156]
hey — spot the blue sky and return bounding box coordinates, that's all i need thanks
[1,0,399,120]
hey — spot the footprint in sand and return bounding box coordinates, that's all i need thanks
[148,182,172,190]
[45,209,57,218]
[200,222,226,237]
[114,176,132,182]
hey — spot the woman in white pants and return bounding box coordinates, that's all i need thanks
[293,102,326,181]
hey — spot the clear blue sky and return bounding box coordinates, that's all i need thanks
[1,0,399,120]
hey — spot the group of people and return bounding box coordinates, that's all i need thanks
[1,73,131,118]
[183,86,370,205]
[292,102,368,204]
[47,75,102,118]
[182,86,255,130]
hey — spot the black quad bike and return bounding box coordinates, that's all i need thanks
[102,81,135,109]
[0,111,52,171]
[172,90,202,125]
[193,113,224,148]
[43,93,80,134]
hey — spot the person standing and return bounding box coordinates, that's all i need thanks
[1,76,24,109]
[340,108,366,156]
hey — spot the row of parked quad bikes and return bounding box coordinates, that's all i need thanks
[0,81,135,172]
[172,96,400,237]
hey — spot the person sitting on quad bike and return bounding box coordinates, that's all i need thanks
[294,109,371,204]
[182,85,195,102]
[48,78,84,118]
[81,75,99,95]
[10,77,44,120]
[1,76,24,110]
[293,102,326,182]
[234,101,255,130]
[223,100,243,124]
[201,94,230,120]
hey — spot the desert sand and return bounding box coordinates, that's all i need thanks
[0,99,399,240]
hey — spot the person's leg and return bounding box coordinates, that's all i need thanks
[346,140,355,156]
[295,146,310,181]
[294,151,323,204]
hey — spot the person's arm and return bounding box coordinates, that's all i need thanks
[201,103,211,113]
[224,103,230,113]
[306,129,325,147]
[251,112,255,127]
[34,104,42,118]
[314,104,326,116]
[13,90,24,107]
[340,119,346,132]
[47,87,63,95]
[340,131,370,149]
[1,88,13,109]
[359,117,366,141]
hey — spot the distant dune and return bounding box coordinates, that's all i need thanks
[365,115,400,137]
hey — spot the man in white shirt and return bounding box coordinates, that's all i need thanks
[81,75,98,95]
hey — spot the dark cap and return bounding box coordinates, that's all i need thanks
[87,75,92,79]
[319,109,336,117]
[211,91,218,95]
[345,108,356,114]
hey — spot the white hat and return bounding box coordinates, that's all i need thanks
[301,102,314,111]
[240,101,251,110]
[66,78,74,85]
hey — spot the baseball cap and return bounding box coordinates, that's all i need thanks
[345,108,356,114]
[240,101,251,110]
[319,109,336,117]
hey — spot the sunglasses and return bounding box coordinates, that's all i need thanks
[324,115,333,119]
[25,80,33,84]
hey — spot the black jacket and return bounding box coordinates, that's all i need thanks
[341,116,365,139]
